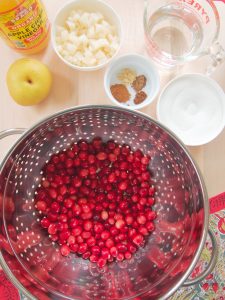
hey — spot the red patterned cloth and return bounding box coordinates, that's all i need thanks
[171,192,225,300]
[0,271,20,300]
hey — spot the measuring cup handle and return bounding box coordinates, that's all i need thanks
[183,229,218,286]
[206,41,225,75]
[0,128,26,140]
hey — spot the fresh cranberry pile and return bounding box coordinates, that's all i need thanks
[34,138,156,268]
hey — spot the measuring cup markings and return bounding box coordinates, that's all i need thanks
[178,0,210,24]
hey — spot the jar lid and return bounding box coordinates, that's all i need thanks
[157,74,225,146]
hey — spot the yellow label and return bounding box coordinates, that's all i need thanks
[0,0,50,50]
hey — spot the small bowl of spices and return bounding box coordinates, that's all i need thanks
[104,54,160,109]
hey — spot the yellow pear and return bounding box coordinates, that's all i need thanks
[7,58,52,106]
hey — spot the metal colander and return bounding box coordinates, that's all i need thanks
[0,106,217,300]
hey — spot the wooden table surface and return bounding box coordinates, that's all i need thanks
[0,0,225,198]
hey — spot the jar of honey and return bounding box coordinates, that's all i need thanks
[0,0,50,54]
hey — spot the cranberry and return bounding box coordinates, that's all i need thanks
[40,218,50,228]
[113,147,121,155]
[36,201,47,212]
[59,153,66,162]
[114,213,123,221]
[35,138,156,268]
[72,226,82,236]
[146,222,155,232]
[46,164,55,172]
[97,258,107,268]
[101,248,110,259]
[139,188,148,197]
[116,243,127,253]
[48,188,57,199]
[132,234,144,246]
[148,187,155,196]
[79,169,89,178]
[56,195,63,203]
[60,245,70,256]
[78,243,88,254]
[108,153,117,162]
[115,220,125,230]
[139,226,148,236]
[108,217,115,225]
[116,253,124,261]
[103,238,113,248]
[67,150,75,158]
[70,244,79,253]
[125,215,134,225]
[146,210,157,221]
[147,197,155,206]
[76,236,84,244]
[88,154,96,164]
[97,152,107,161]
[137,214,147,225]
[125,251,132,260]
[117,233,126,241]
[81,231,91,239]
[59,231,70,241]
[59,185,67,196]
[110,247,118,257]
[101,210,109,220]
[69,218,79,228]
[72,204,81,216]
[127,154,134,162]
[65,158,73,168]
[120,171,128,179]
[119,161,129,170]
[81,212,92,220]
[90,255,98,263]
[127,243,137,253]
[64,198,73,208]
[94,223,104,233]
[131,195,138,203]
[141,171,150,181]
[73,177,82,187]
[48,223,57,235]
[73,158,80,167]
[67,236,76,245]
[118,181,128,191]
[58,214,68,223]
[101,231,110,240]
[48,212,58,222]
[86,237,96,247]
[91,245,101,256]
[83,220,93,231]
[51,234,58,242]
[139,197,147,206]
[82,251,91,259]
[56,222,64,232]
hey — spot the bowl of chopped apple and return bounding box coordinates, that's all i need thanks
[51,0,122,71]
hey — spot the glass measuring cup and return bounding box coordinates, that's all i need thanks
[143,0,225,72]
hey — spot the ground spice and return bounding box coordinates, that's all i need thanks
[110,84,130,102]
[132,75,147,92]
[134,91,147,104]
[117,68,137,85]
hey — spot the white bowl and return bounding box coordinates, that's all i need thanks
[104,54,160,110]
[51,0,122,71]
[157,74,225,146]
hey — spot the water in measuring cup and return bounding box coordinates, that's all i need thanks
[145,4,203,67]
